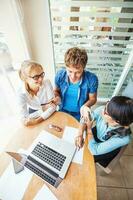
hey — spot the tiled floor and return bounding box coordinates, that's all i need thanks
[96,125,133,200]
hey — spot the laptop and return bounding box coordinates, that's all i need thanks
[7,130,77,188]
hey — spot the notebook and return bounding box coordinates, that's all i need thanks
[7,130,77,188]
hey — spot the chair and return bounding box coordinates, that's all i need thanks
[96,145,128,174]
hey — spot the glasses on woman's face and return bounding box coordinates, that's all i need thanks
[29,72,45,81]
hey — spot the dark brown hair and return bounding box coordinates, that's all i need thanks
[105,96,133,139]
[107,96,133,126]
[64,47,88,69]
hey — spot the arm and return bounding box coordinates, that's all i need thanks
[53,70,62,105]
[81,72,98,119]
[40,80,57,119]
[53,87,61,105]
[24,105,56,126]
[80,93,97,121]
[84,93,97,107]
[75,123,87,149]
[18,81,56,126]
[24,117,44,126]
[88,135,131,155]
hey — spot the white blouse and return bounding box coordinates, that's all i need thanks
[18,79,56,120]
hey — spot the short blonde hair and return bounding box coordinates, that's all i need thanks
[19,60,43,96]
[64,47,88,69]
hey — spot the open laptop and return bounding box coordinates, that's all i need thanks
[7,130,77,188]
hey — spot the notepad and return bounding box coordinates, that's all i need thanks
[62,126,85,165]
[0,152,33,200]
[33,185,58,200]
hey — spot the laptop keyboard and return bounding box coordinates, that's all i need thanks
[25,159,57,186]
[31,142,66,171]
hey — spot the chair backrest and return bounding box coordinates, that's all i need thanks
[105,145,128,174]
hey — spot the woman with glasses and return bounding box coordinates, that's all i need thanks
[75,96,133,168]
[18,60,59,126]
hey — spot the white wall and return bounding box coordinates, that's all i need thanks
[0,0,30,66]
[20,0,55,83]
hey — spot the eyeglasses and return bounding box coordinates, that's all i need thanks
[29,72,45,81]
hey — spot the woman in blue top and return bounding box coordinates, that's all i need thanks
[54,47,98,121]
[75,96,133,167]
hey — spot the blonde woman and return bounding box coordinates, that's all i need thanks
[18,60,60,126]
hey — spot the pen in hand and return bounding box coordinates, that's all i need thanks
[76,138,84,151]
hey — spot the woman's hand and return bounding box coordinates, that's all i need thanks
[51,96,61,105]
[75,135,84,149]
[86,119,94,130]
[23,117,43,126]
[42,102,56,111]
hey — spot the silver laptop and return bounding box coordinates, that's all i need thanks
[7,130,76,188]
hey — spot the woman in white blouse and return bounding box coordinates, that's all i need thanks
[18,60,60,126]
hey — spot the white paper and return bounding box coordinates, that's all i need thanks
[62,126,85,165]
[33,185,58,200]
[0,150,33,200]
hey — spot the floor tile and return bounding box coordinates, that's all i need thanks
[124,141,133,156]
[127,189,133,200]
[120,155,133,188]
[97,187,128,200]
[96,163,125,187]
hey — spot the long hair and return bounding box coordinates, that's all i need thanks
[19,60,43,96]
[105,96,133,139]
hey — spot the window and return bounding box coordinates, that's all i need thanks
[49,0,133,100]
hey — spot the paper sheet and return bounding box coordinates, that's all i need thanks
[62,126,85,165]
[0,151,33,200]
[33,185,58,200]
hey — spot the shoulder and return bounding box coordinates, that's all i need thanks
[17,84,27,97]
[43,79,52,86]
[17,85,28,103]
[56,68,66,77]
[84,70,98,82]
[42,79,53,91]
[55,68,67,83]
[93,106,104,119]
[94,106,104,113]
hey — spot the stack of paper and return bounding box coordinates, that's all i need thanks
[33,185,58,200]
[0,161,33,200]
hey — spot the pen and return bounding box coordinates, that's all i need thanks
[77,138,84,151]
[41,100,53,106]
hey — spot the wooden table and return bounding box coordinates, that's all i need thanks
[0,112,97,200]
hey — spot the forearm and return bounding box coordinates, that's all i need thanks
[83,98,97,107]
[23,116,44,126]
[78,123,87,136]
[41,105,56,120]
